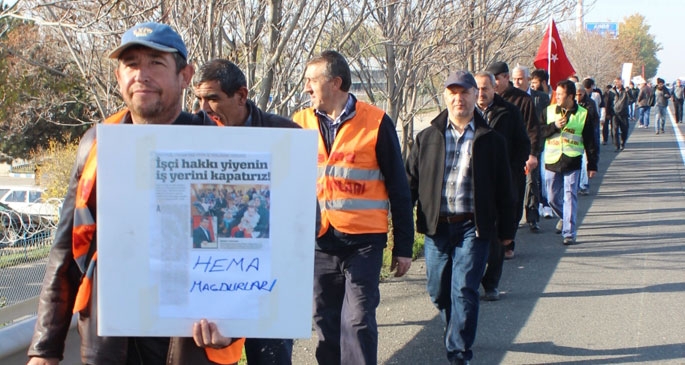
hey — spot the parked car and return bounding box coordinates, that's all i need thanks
[0,185,59,217]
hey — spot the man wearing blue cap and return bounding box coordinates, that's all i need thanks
[27,23,244,365]
[406,70,516,365]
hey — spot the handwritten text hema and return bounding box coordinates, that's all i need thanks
[189,255,277,294]
[155,157,270,183]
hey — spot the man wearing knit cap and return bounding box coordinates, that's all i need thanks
[406,70,515,365]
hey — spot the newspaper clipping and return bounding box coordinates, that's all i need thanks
[152,151,275,319]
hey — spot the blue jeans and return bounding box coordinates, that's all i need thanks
[424,220,489,362]
[539,149,549,205]
[313,243,383,365]
[638,106,651,127]
[594,121,600,153]
[545,168,580,239]
[579,153,588,190]
[655,105,668,132]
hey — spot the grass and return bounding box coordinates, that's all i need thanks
[0,244,51,269]
[380,213,425,280]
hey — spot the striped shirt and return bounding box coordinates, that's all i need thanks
[440,118,475,215]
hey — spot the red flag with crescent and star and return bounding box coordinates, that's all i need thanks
[533,19,575,89]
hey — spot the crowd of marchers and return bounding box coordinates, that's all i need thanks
[26,21,684,365]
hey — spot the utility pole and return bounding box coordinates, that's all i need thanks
[577,0,584,33]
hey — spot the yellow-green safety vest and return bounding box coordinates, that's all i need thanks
[544,105,587,164]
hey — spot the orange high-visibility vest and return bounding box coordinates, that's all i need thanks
[72,109,126,313]
[71,110,243,364]
[293,101,390,237]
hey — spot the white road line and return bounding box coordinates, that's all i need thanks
[667,107,685,165]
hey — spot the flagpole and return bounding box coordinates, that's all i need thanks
[547,17,553,88]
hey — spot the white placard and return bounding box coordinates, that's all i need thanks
[622,63,633,86]
[96,124,318,338]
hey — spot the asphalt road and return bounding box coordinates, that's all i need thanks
[7,111,685,364]
[291,110,685,364]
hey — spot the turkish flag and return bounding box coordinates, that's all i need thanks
[533,19,575,89]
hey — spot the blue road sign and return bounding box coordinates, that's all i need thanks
[585,22,619,38]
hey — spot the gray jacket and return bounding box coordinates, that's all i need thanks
[655,86,671,107]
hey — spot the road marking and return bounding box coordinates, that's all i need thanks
[668,108,685,165]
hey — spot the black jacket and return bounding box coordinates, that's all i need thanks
[481,93,530,178]
[29,111,238,365]
[578,94,600,129]
[530,88,551,125]
[608,86,634,116]
[245,99,300,129]
[501,82,541,156]
[406,109,516,241]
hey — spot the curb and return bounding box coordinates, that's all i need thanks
[8,173,35,179]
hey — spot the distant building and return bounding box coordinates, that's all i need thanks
[350,57,387,93]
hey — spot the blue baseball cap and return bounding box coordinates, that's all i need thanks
[109,22,188,60]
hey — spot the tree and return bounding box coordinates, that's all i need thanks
[0,20,92,158]
[6,0,581,159]
[331,0,576,157]
[564,29,623,88]
[12,0,335,118]
[616,14,661,80]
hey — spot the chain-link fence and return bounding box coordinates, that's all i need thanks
[0,204,60,326]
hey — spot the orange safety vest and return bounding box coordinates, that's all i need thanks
[71,110,242,364]
[293,101,390,237]
[72,109,126,312]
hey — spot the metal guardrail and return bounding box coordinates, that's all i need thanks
[8,163,36,179]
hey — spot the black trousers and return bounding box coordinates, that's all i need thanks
[481,238,504,291]
[612,113,629,148]
[524,161,541,224]
[481,171,524,289]
[313,243,383,365]
[510,172,526,251]
[602,116,611,144]
[675,99,684,122]
[245,338,293,365]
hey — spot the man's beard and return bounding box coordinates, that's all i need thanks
[125,94,172,124]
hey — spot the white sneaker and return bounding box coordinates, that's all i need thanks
[542,206,554,219]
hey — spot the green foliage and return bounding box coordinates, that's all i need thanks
[618,14,662,80]
[0,245,51,269]
[0,22,93,159]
